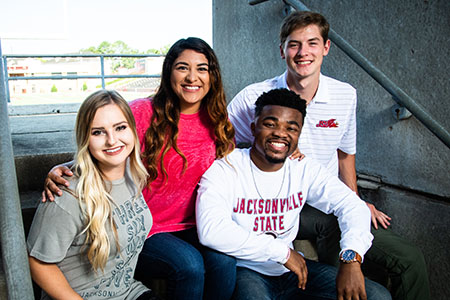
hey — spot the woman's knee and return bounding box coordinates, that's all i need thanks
[138,234,205,280]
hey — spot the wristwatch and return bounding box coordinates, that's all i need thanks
[339,250,362,264]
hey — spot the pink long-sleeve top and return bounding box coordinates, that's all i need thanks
[129,98,216,235]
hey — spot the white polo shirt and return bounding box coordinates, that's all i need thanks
[228,72,357,176]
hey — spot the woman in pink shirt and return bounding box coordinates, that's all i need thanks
[43,38,236,300]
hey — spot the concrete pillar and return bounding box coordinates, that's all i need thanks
[0,39,34,299]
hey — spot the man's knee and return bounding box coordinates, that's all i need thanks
[298,204,339,239]
[370,228,427,275]
[234,268,271,300]
[316,212,339,234]
[365,278,392,300]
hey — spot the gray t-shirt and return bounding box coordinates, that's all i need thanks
[27,173,152,300]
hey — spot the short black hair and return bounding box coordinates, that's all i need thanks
[255,88,307,122]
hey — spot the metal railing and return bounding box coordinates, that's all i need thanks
[250,0,450,149]
[2,53,165,103]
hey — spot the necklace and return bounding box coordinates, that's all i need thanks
[250,157,287,200]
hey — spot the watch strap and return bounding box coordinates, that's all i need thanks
[339,250,362,264]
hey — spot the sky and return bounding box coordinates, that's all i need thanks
[0,0,212,54]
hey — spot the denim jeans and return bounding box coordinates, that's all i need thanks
[233,259,392,300]
[134,227,236,300]
[136,290,163,300]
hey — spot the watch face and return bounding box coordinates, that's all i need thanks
[342,250,356,261]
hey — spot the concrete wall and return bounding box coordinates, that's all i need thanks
[359,182,450,298]
[213,0,449,299]
[9,104,78,156]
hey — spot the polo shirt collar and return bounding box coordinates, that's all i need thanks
[312,74,330,104]
[278,71,289,89]
[281,72,330,104]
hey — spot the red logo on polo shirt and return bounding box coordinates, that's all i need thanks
[316,119,339,128]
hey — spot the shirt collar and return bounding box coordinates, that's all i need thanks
[312,74,330,104]
[281,72,330,104]
[278,71,289,89]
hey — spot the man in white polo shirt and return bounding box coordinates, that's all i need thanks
[227,10,430,300]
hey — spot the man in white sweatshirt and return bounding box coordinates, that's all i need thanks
[196,88,391,300]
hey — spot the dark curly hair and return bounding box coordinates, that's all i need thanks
[255,88,307,123]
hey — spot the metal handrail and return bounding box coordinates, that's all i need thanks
[5,54,162,58]
[6,74,161,80]
[251,0,450,149]
[2,52,164,103]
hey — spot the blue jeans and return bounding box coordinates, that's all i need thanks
[134,227,236,300]
[233,260,392,300]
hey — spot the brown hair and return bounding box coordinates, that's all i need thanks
[280,11,330,46]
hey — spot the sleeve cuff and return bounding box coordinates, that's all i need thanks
[278,247,291,265]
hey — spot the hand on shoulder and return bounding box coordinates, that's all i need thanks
[42,165,73,202]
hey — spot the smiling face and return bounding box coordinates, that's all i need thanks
[88,103,135,180]
[250,105,303,172]
[170,49,211,114]
[280,24,330,83]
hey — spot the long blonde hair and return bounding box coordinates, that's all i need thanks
[72,90,148,271]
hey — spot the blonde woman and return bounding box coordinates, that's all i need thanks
[27,90,158,300]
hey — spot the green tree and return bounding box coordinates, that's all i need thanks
[51,84,58,93]
[145,44,171,55]
[79,41,170,72]
[80,41,142,71]
[82,82,88,91]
